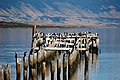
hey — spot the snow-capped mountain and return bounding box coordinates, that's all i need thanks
[0,0,120,27]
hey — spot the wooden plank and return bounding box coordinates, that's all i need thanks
[77,48,87,51]
[56,38,75,41]
[44,47,72,51]
[54,41,74,45]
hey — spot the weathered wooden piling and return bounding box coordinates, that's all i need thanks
[15,52,17,76]
[32,25,36,37]
[50,61,55,80]
[29,53,34,80]
[23,52,28,80]
[57,59,61,80]
[84,51,89,80]
[16,58,22,80]
[79,50,82,61]
[0,65,3,80]
[4,64,11,80]
[41,62,46,80]
[37,51,42,75]
[23,70,27,80]
[33,52,37,69]
[37,50,45,75]
[91,37,94,63]
[96,37,99,55]
[63,54,67,80]
[68,54,71,80]
[31,69,37,80]
[15,53,22,80]
[32,38,37,48]
[31,25,37,48]
[85,51,89,69]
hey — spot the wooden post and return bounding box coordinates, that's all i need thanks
[23,52,28,80]
[37,50,41,75]
[32,51,37,80]
[31,69,37,80]
[63,54,67,80]
[29,53,34,80]
[15,52,22,80]
[50,61,55,80]
[96,47,98,56]
[32,25,36,37]
[85,51,89,67]
[23,70,27,80]
[4,64,11,80]
[91,37,93,63]
[16,58,22,80]
[41,62,46,80]
[0,65,3,80]
[77,51,80,64]
[68,54,71,80]
[15,52,17,79]
[32,25,36,48]
[33,52,37,69]
[57,59,61,80]
[84,51,89,80]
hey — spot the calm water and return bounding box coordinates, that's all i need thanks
[0,27,120,80]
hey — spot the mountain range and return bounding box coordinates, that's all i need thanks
[0,0,120,27]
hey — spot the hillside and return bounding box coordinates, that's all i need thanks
[0,0,120,27]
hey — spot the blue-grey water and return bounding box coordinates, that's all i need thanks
[0,27,120,80]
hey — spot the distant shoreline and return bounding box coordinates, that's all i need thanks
[0,21,110,28]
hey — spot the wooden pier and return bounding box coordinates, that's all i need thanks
[0,26,99,80]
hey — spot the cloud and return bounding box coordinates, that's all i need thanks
[109,5,116,9]
[98,8,120,18]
